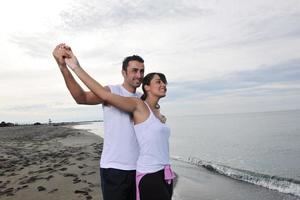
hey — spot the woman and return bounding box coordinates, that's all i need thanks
[62,45,175,200]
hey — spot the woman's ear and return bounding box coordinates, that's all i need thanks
[144,85,150,92]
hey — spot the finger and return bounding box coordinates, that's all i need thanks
[54,44,61,51]
[55,43,64,52]
[63,45,71,51]
[53,45,61,56]
[59,43,67,49]
[64,51,72,58]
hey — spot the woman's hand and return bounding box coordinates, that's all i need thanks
[62,45,81,71]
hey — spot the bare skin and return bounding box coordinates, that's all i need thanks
[121,60,145,93]
[52,43,145,105]
[62,45,167,125]
[52,43,105,105]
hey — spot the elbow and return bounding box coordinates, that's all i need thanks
[73,96,86,104]
[75,99,85,105]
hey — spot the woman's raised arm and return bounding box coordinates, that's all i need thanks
[63,45,140,113]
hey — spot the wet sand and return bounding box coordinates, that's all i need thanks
[2,124,299,200]
[171,159,299,200]
[0,125,103,200]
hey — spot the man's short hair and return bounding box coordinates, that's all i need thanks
[122,55,144,72]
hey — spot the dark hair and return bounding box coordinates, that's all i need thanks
[141,72,167,100]
[122,55,144,72]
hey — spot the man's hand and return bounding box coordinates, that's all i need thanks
[53,43,70,69]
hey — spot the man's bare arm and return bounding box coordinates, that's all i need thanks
[53,43,107,105]
[60,67,109,105]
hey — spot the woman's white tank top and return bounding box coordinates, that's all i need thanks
[134,102,170,173]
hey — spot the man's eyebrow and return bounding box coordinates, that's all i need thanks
[131,67,144,70]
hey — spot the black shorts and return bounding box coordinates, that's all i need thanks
[100,168,136,200]
[139,169,173,200]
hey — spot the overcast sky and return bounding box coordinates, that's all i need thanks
[1,0,300,123]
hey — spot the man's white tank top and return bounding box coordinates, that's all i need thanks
[134,102,171,173]
[100,85,140,170]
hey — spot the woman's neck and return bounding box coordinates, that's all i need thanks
[145,96,166,123]
[145,96,159,109]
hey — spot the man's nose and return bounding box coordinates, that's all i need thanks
[136,71,142,78]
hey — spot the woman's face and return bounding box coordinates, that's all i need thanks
[148,74,167,98]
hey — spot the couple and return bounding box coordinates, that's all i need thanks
[53,43,175,200]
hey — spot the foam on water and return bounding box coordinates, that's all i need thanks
[178,156,300,197]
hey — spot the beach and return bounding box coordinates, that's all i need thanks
[1,123,300,200]
[171,159,299,200]
[0,124,103,200]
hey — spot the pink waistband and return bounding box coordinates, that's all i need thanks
[136,165,175,200]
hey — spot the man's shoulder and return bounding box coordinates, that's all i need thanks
[107,84,142,99]
[107,84,122,94]
[136,91,143,98]
[106,84,120,89]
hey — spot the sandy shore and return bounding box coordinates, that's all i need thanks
[0,125,103,200]
[2,123,298,200]
[171,159,299,200]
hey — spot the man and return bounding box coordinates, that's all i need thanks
[53,43,145,200]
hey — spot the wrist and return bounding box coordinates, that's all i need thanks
[72,64,81,73]
[60,65,69,72]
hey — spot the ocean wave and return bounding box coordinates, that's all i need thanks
[172,156,300,197]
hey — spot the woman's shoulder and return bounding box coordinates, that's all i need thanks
[134,98,146,107]
[134,99,150,113]
[133,100,151,125]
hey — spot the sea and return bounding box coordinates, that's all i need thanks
[72,109,300,198]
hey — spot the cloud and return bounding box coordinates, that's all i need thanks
[1,103,102,124]
[9,33,56,58]
[167,58,300,100]
[2,0,300,122]
[3,104,49,112]
[59,0,209,31]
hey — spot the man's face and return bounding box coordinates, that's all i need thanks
[123,60,145,88]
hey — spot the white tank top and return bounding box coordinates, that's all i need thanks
[134,102,171,173]
[100,85,141,170]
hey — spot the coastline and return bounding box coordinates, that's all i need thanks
[1,123,299,200]
[171,159,299,200]
[0,124,103,200]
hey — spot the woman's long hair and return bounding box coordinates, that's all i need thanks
[141,72,167,100]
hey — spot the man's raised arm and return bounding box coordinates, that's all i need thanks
[52,43,108,105]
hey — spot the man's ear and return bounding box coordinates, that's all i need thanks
[121,70,126,78]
